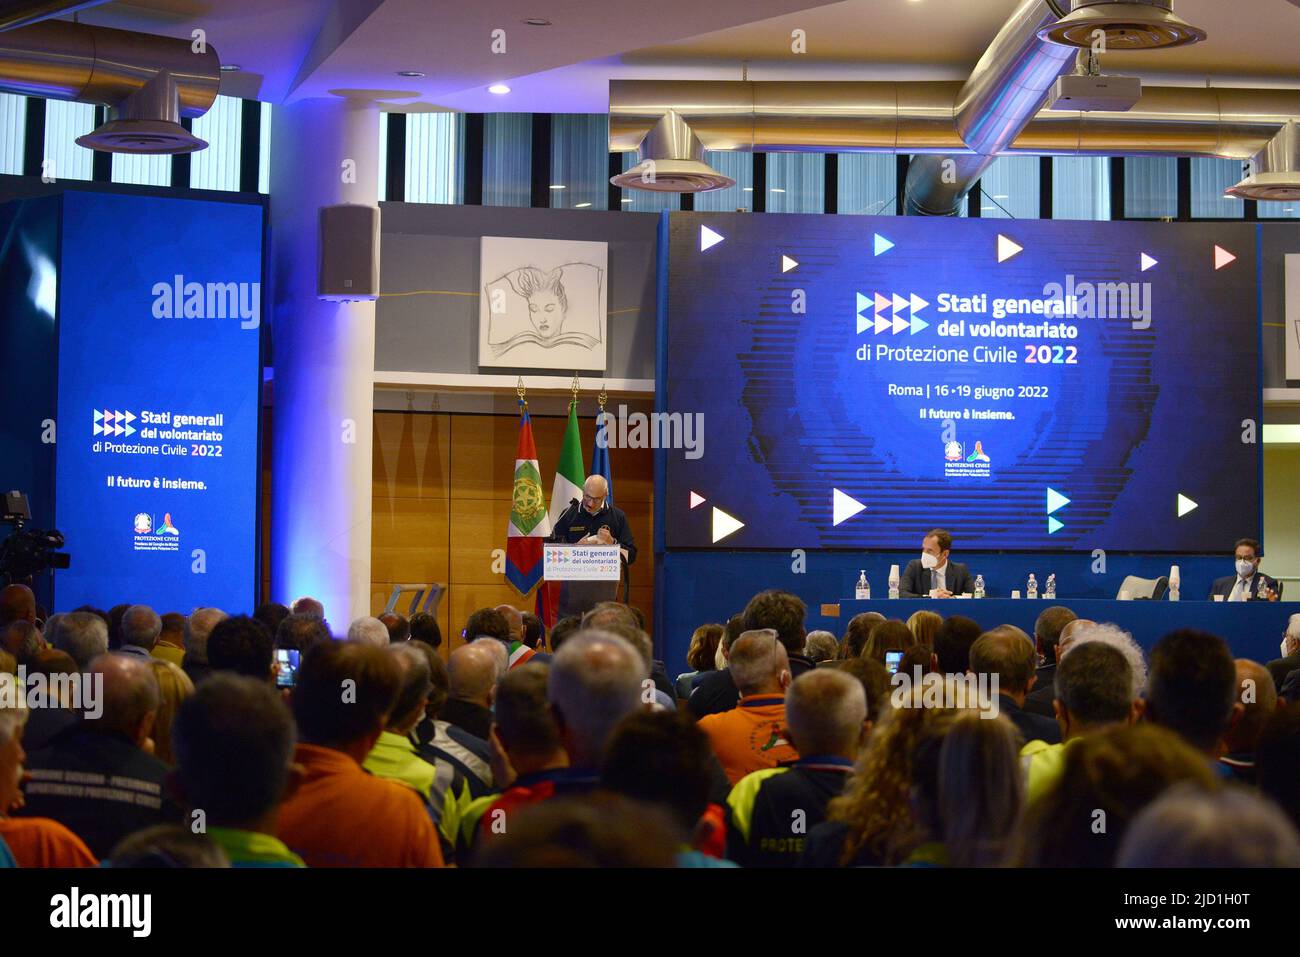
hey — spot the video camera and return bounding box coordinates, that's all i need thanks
[1,490,71,585]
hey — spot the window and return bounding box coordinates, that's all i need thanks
[111,151,170,187]
[837,153,895,215]
[483,113,531,207]
[765,153,823,213]
[694,150,752,212]
[550,114,608,210]
[1124,156,1177,219]
[1190,157,1244,219]
[406,112,463,204]
[258,102,271,195]
[189,95,242,191]
[978,156,1039,219]
[1053,156,1110,220]
[43,99,95,181]
[0,94,24,175]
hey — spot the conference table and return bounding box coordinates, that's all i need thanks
[831,597,1298,665]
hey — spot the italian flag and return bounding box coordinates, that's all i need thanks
[548,401,586,528]
[505,404,552,595]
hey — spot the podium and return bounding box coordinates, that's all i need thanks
[543,543,625,619]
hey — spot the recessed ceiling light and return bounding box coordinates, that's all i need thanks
[575,202,592,208]
[397,70,425,77]
[549,184,566,190]
[523,17,552,26]
[220,64,241,72]
[488,84,511,95]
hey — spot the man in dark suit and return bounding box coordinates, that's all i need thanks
[969,626,1061,746]
[1209,538,1282,602]
[1023,605,1078,718]
[899,528,974,598]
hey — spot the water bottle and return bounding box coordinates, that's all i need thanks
[888,564,900,600]
[1168,564,1180,602]
[973,574,985,599]
[1027,574,1038,600]
[855,570,870,601]
[1258,576,1269,600]
[1044,573,1056,600]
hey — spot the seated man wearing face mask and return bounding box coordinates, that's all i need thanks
[899,529,974,599]
[1209,538,1282,603]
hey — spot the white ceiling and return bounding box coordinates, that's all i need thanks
[75,0,1300,112]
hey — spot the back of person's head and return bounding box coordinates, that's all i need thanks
[1061,622,1147,696]
[722,613,746,655]
[968,626,1036,695]
[547,630,647,766]
[686,623,724,672]
[90,653,161,741]
[936,713,1024,867]
[864,619,913,663]
[1013,724,1217,867]
[587,601,646,633]
[1116,784,1300,868]
[785,668,867,757]
[292,640,401,749]
[494,662,561,759]
[1225,659,1276,755]
[472,636,510,677]
[842,612,884,660]
[385,643,432,732]
[602,709,714,835]
[253,602,290,637]
[290,596,325,620]
[28,648,78,680]
[347,615,390,648]
[1146,629,1238,752]
[494,604,525,641]
[464,607,510,644]
[158,612,186,648]
[728,629,791,696]
[580,604,637,639]
[1,620,42,666]
[934,615,981,674]
[407,640,448,716]
[1053,640,1134,729]
[107,603,130,649]
[549,615,582,653]
[207,615,274,681]
[275,613,332,655]
[0,583,36,626]
[173,674,295,827]
[1257,703,1300,830]
[906,610,942,649]
[521,613,545,650]
[741,590,806,657]
[184,607,228,664]
[120,604,162,651]
[897,643,935,680]
[1033,605,1077,663]
[828,656,890,725]
[803,630,839,664]
[379,613,410,644]
[108,825,230,868]
[148,659,195,764]
[447,641,500,703]
[473,794,679,868]
[408,612,442,649]
[47,611,108,670]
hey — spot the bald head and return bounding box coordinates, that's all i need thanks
[290,597,325,620]
[1226,659,1277,755]
[0,584,35,626]
[785,668,867,758]
[90,653,160,742]
[447,642,500,706]
[728,629,791,696]
[584,475,608,499]
[547,629,647,767]
[121,604,162,651]
[1056,618,1096,659]
[495,605,525,643]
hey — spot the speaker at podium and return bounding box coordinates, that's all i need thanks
[543,543,626,619]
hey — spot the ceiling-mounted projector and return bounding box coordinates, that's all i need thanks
[1049,73,1142,111]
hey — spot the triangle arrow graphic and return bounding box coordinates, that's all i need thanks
[711,507,745,543]
[832,488,867,527]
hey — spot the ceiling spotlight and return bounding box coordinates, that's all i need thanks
[1038,1,1206,51]
[523,18,552,26]
[488,84,511,95]
[220,64,241,73]
[397,70,426,78]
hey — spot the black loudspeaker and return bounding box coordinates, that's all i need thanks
[318,204,380,301]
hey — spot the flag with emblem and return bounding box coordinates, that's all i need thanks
[506,403,552,595]
[590,406,613,507]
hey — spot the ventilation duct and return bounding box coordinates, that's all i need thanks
[610,109,735,192]
[0,1,112,32]
[1226,121,1300,202]
[1038,1,1206,50]
[0,19,220,153]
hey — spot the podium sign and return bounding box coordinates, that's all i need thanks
[544,543,622,581]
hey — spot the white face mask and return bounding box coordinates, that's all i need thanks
[921,552,940,570]
[1236,559,1255,578]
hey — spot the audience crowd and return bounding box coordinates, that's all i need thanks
[0,580,1298,868]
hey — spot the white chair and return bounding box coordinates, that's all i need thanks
[1116,575,1168,600]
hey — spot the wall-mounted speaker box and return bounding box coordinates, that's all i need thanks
[319,204,380,301]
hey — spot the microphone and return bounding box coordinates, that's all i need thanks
[550,498,582,542]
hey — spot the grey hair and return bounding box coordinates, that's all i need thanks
[803,630,840,663]
[1287,613,1300,639]
[1117,784,1300,868]
[547,629,647,764]
[47,611,109,670]
[1060,622,1148,697]
[728,629,789,694]
[121,605,162,648]
[347,616,390,648]
[184,607,228,664]
[785,668,866,755]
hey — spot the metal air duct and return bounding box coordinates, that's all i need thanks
[609,109,735,192]
[1038,0,1207,51]
[0,19,220,153]
[0,1,112,32]
[1226,121,1300,202]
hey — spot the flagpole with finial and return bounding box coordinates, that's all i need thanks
[598,383,608,412]
[570,372,580,412]
[517,375,526,410]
